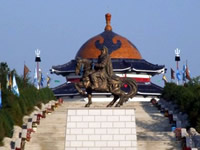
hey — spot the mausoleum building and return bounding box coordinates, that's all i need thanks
[51,13,165,101]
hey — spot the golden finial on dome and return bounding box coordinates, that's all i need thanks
[105,13,112,31]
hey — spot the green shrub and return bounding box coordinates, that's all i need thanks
[0,62,55,145]
[162,76,200,131]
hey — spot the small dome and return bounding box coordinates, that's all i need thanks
[75,13,142,59]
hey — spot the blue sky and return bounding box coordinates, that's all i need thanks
[0,1,200,87]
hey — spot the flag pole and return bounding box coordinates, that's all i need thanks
[35,49,41,90]
[175,48,181,85]
[37,62,39,88]
[176,61,179,85]
[186,60,187,84]
[24,61,26,88]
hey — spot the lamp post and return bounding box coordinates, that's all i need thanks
[175,48,181,84]
[175,48,180,69]
[35,49,41,89]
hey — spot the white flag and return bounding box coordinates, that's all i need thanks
[34,67,39,89]
[12,75,20,97]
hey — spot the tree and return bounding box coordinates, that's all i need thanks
[0,62,10,88]
[162,75,200,130]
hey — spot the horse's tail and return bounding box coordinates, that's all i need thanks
[121,77,137,98]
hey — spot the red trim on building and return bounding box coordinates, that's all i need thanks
[67,78,80,83]
[68,77,150,83]
[133,77,150,82]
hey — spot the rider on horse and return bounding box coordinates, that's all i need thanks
[75,46,137,107]
[90,46,114,90]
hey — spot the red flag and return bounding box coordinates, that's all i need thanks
[24,64,30,80]
[186,64,191,80]
[171,68,175,79]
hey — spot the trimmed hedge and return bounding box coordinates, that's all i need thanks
[0,62,55,145]
[162,76,200,132]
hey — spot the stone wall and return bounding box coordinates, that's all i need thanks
[65,109,137,150]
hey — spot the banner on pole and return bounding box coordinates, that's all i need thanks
[11,75,20,97]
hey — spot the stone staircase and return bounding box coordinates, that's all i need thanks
[24,102,68,150]
[24,100,181,150]
[126,102,182,150]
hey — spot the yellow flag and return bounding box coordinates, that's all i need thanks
[162,74,167,84]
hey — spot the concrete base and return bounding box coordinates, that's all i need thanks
[65,109,137,150]
[63,95,160,102]
[84,96,159,102]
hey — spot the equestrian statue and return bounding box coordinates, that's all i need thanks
[75,46,137,107]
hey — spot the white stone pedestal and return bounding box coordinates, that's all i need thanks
[65,109,137,150]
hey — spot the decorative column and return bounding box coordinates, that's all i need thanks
[175,48,181,85]
[35,49,41,89]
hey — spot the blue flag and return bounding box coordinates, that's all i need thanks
[0,83,2,108]
[11,75,20,97]
[176,70,181,81]
[40,72,44,87]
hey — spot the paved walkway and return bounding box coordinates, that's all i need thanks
[134,102,181,150]
[24,101,181,150]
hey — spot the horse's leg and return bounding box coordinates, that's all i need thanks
[115,92,127,107]
[75,82,85,95]
[107,94,119,107]
[115,96,124,107]
[85,88,92,107]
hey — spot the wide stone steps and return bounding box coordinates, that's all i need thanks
[137,131,175,141]
[24,101,181,150]
[130,102,181,150]
[138,141,181,150]
[24,103,67,150]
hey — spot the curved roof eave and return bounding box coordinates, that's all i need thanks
[137,91,161,96]
[51,69,74,73]
[51,66,165,75]
[50,58,165,75]
[131,67,165,74]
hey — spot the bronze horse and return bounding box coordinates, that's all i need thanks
[75,58,137,107]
